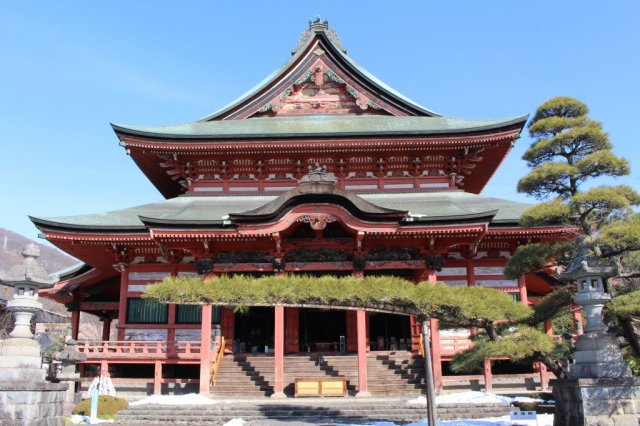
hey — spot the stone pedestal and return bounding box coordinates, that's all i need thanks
[553,377,640,426]
[0,337,45,381]
[57,369,81,414]
[0,381,68,426]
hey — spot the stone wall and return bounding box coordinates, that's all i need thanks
[553,377,640,426]
[0,382,68,426]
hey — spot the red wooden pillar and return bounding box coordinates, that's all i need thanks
[272,305,286,398]
[346,310,358,352]
[71,310,80,340]
[483,358,493,391]
[220,308,235,353]
[117,270,128,340]
[356,308,371,397]
[544,319,553,337]
[199,304,212,395]
[101,318,111,341]
[167,304,176,351]
[518,275,529,305]
[410,316,421,351]
[168,267,178,350]
[154,360,162,395]
[285,307,299,353]
[466,258,476,286]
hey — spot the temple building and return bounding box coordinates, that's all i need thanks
[32,19,575,397]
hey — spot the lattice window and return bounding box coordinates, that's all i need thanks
[176,305,221,324]
[126,298,168,324]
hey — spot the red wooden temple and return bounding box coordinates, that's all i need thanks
[33,19,577,397]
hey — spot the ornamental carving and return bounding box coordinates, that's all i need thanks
[425,254,446,272]
[353,256,367,271]
[299,164,338,185]
[283,248,352,262]
[297,213,339,230]
[366,247,421,261]
[194,258,213,275]
[110,245,134,272]
[291,18,347,55]
[214,251,274,264]
[165,249,185,265]
[273,258,285,272]
[254,59,387,117]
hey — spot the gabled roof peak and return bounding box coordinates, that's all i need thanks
[292,16,347,55]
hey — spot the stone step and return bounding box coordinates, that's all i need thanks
[116,400,514,423]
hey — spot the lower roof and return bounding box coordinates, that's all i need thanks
[30,190,530,232]
[113,115,527,139]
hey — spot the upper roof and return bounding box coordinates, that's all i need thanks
[111,19,527,199]
[112,114,527,140]
[113,18,526,135]
[30,189,530,232]
[197,18,439,121]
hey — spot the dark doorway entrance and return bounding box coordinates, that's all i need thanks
[299,308,346,352]
[234,307,274,353]
[368,313,411,351]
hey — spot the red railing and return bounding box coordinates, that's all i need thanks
[210,336,225,387]
[76,340,202,360]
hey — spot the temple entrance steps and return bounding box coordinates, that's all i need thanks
[315,351,425,395]
[210,351,425,397]
[211,354,358,397]
[211,354,276,397]
[366,351,425,395]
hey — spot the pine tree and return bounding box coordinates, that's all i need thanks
[505,97,640,276]
[493,97,640,376]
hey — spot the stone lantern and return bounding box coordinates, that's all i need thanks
[0,244,68,425]
[552,245,639,426]
[0,243,58,381]
[558,248,631,379]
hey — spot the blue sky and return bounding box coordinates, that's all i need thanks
[1,1,639,241]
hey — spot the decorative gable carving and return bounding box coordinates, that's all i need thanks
[252,60,390,117]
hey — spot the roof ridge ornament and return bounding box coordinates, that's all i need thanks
[299,163,338,185]
[292,17,347,56]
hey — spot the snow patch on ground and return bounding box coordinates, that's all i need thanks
[337,413,555,426]
[129,393,225,406]
[223,419,246,426]
[407,391,546,407]
[435,413,554,426]
[68,414,114,424]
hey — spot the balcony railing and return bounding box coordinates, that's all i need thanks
[76,340,202,361]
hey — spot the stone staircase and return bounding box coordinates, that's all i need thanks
[211,354,275,397]
[115,398,515,424]
[316,351,425,395]
[210,351,424,397]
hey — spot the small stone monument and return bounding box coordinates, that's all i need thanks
[552,245,640,426]
[53,338,87,413]
[0,244,68,426]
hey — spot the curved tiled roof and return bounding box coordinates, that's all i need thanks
[30,190,530,232]
[112,115,527,140]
